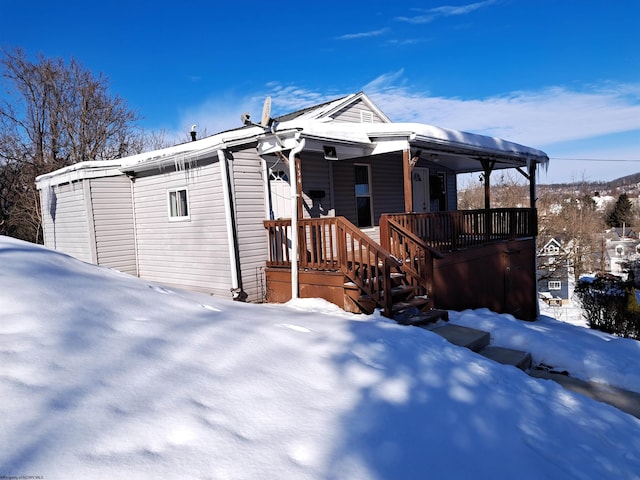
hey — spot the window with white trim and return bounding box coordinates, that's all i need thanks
[548,280,562,291]
[168,188,189,220]
[354,164,373,227]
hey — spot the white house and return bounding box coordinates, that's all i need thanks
[36,92,549,320]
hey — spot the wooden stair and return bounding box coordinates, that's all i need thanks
[344,268,448,325]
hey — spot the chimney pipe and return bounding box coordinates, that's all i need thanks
[190,124,197,142]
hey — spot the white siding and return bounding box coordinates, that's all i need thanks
[89,176,137,275]
[231,149,269,303]
[132,161,233,296]
[42,181,92,262]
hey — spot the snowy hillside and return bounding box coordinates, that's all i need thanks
[1,236,640,479]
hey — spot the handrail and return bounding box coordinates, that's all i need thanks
[264,217,401,316]
[380,215,441,305]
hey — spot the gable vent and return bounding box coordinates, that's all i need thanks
[360,111,374,123]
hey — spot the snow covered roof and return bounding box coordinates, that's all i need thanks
[36,92,548,187]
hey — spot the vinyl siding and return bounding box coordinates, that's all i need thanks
[89,176,137,275]
[332,153,405,227]
[230,149,269,303]
[446,173,457,211]
[132,161,233,297]
[330,98,387,124]
[300,151,333,219]
[42,181,92,262]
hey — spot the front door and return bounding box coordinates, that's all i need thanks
[412,167,430,213]
[269,169,291,220]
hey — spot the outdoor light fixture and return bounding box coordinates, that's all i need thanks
[323,146,338,160]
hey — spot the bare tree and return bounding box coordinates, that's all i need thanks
[538,191,604,280]
[0,48,143,242]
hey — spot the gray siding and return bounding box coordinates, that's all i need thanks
[332,153,405,227]
[330,98,387,124]
[132,161,233,297]
[446,173,457,211]
[230,149,269,303]
[300,151,333,219]
[370,153,404,222]
[89,176,137,275]
[41,181,92,262]
[332,161,357,224]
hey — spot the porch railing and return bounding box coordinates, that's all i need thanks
[382,208,537,252]
[264,217,401,315]
[379,216,443,304]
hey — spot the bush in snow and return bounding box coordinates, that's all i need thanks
[574,274,640,339]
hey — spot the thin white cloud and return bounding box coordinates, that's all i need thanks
[337,28,389,40]
[174,73,640,182]
[396,0,497,24]
[363,73,640,149]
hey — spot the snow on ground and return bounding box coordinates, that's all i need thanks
[1,236,640,479]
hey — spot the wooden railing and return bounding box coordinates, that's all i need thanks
[382,208,537,252]
[264,217,401,315]
[379,216,443,305]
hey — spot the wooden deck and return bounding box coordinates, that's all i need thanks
[264,208,538,320]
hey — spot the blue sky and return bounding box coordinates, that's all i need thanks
[2,0,639,184]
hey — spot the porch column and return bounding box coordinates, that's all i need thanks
[481,159,495,241]
[529,162,537,209]
[295,153,304,220]
[288,139,306,300]
[403,148,412,212]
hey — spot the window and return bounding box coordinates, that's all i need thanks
[168,188,189,220]
[548,280,562,291]
[355,164,373,227]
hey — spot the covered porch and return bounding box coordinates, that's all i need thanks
[257,120,547,321]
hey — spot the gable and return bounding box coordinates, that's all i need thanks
[539,238,563,256]
[328,97,389,124]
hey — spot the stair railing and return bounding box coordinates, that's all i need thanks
[379,215,444,308]
[264,217,401,316]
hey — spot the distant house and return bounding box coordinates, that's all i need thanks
[603,229,640,278]
[537,238,570,305]
[36,92,549,321]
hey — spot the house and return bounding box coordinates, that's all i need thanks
[603,229,640,278]
[36,92,549,320]
[537,238,570,305]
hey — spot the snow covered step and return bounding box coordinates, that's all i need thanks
[430,324,490,352]
[479,346,532,371]
[395,308,449,326]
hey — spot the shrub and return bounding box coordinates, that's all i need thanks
[574,274,640,339]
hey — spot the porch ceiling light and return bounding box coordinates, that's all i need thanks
[323,146,338,160]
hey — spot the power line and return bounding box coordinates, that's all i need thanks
[549,157,640,162]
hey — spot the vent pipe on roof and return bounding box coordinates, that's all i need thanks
[190,124,197,141]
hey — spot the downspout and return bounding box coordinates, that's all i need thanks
[218,149,244,300]
[289,138,306,300]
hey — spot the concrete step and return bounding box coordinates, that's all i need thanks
[480,346,532,371]
[430,324,490,352]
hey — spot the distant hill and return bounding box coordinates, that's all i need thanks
[540,172,640,197]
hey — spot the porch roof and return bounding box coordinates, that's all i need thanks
[267,119,549,174]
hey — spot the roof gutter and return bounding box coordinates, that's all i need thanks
[217,149,244,300]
